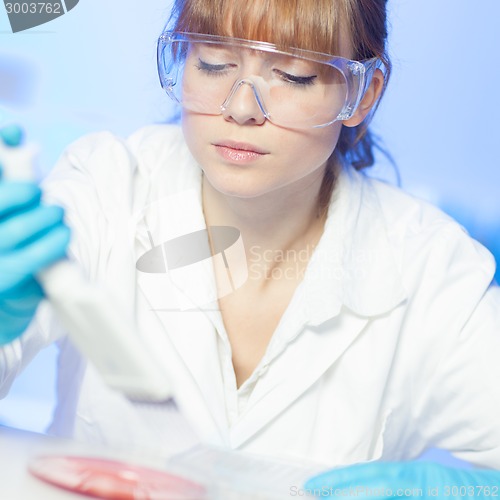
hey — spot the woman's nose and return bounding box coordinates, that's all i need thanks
[221,79,266,126]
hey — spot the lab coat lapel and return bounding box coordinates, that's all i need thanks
[230,310,369,448]
[134,280,230,445]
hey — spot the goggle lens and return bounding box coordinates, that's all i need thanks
[158,33,375,129]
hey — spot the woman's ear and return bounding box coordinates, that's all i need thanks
[343,68,385,128]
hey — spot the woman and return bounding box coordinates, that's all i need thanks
[1,0,499,496]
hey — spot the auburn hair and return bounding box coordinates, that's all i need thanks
[168,0,391,212]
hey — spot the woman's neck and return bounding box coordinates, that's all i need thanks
[202,168,328,256]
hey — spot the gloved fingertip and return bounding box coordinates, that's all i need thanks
[0,125,24,147]
[46,204,66,221]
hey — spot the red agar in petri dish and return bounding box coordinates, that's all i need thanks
[28,455,207,500]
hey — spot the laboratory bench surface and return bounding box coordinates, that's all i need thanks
[0,425,332,499]
[0,425,173,499]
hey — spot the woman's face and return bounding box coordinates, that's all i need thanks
[180,40,348,200]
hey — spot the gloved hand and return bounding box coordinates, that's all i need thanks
[304,461,500,498]
[0,125,71,345]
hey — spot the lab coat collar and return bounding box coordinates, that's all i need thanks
[302,167,408,326]
[133,147,409,333]
[134,160,407,324]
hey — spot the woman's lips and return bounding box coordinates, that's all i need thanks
[213,141,269,164]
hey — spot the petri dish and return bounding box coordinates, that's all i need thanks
[28,455,207,500]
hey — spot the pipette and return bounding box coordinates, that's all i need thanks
[0,137,173,403]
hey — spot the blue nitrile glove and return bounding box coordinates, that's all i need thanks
[0,125,71,345]
[304,461,500,498]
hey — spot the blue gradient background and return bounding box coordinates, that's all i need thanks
[1,0,499,466]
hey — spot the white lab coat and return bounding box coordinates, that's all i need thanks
[1,125,499,468]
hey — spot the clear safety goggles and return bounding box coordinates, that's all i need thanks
[157,31,380,129]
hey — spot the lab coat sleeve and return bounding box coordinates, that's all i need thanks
[411,223,500,469]
[0,131,137,398]
[0,302,66,398]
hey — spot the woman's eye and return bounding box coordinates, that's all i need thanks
[274,69,317,86]
[195,58,234,76]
